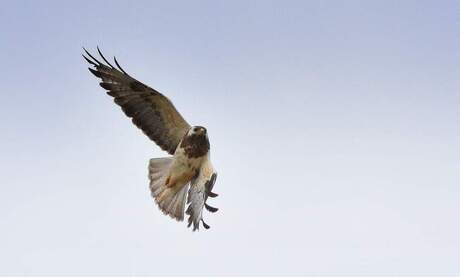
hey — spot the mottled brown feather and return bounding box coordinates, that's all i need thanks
[84,50,190,154]
[180,133,210,158]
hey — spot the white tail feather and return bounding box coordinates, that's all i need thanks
[148,158,188,221]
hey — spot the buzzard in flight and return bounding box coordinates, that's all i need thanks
[83,48,218,231]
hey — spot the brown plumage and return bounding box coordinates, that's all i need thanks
[180,127,210,158]
[83,47,190,155]
[84,48,218,231]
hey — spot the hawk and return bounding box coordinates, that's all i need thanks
[83,48,218,231]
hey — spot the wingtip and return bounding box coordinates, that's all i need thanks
[205,203,218,213]
[88,67,101,77]
[82,54,97,66]
[201,219,210,229]
[97,46,115,69]
[82,46,91,56]
[82,47,102,66]
[114,56,128,74]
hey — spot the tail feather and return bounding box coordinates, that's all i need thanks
[148,158,188,221]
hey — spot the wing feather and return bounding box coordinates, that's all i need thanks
[83,48,190,154]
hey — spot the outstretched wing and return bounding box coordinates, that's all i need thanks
[186,157,218,231]
[83,48,190,154]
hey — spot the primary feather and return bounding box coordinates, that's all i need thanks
[83,47,190,154]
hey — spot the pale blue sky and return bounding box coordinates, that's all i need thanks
[1,1,459,276]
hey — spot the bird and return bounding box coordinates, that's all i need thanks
[83,47,218,231]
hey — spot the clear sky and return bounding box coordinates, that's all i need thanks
[1,0,459,276]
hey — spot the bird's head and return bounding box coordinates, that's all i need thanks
[181,126,210,157]
[189,126,207,137]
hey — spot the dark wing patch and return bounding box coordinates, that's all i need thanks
[83,47,190,154]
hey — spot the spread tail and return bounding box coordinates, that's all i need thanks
[148,158,188,221]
